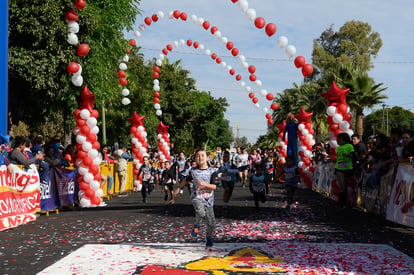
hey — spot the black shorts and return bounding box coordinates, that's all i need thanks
[238,165,249,171]
[221,180,235,190]
[335,168,354,178]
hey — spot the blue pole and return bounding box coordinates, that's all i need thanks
[0,1,8,135]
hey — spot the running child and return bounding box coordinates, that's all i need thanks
[218,151,240,209]
[283,155,300,210]
[173,148,218,247]
[249,162,269,211]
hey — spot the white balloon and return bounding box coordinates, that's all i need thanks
[78,166,88,175]
[119,63,127,70]
[240,81,246,87]
[156,110,162,116]
[298,124,305,131]
[221,61,227,68]
[131,137,138,145]
[157,134,162,139]
[242,62,249,69]
[158,54,164,60]
[221,36,228,45]
[134,31,141,38]
[122,88,130,96]
[138,24,146,32]
[173,41,179,48]
[68,22,79,33]
[88,149,99,159]
[78,190,85,198]
[238,0,249,12]
[339,121,350,131]
[260,89,267,97]
[246,8,256,20]
[74,65,82,76]
[255,80,262,87]
[157,11,164,19]
[137,126,144,132]
[168,11,174,19]
[298,162,304,168]
[302,129,309,136]
[306,134,313,141]
[156,59,162,66]
[136,142,142,149]
[80,109,90,119]
[82,141,92,152]
[72,127,80,135]
[95,189,104,198]
[277,36,288,48]
[197,17,204,26]
[285,45,297,59]
[67,33,78,45]
[141,132,147,138]
[79,198,91,208]
[153,85,160,92]
[84,173,94,183]
[93,156,101,166]
[122,55,129,62]
[245,86,251,92]
[254,103,260,109]
[90,180,100,191]
[91,126,99,134]
[71,75,83,87]
[179,39,185,46]
[76,134,87,144]
[87,117,97,128]
[262,107,269,113]
[190,14,197,23]
[346,129,354,136]
[205,49,211,56]
[327,106,337,116]
[122,98,131,105]
[329,140,338,148]
[226,65,232,71]
[153,79,159,85]
[213,31,221,38]
[310,140,315,146]
[333,113,343,124]
[198,44,205,51]
[238,55,246,63]
[154,103,161,110]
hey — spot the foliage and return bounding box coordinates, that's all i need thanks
[10,121,30,138]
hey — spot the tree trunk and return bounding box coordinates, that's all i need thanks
[355,107,364,137]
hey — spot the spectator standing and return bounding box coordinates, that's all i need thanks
[113,147,129,196]
[8,136,44,169]
[283,113,299,165]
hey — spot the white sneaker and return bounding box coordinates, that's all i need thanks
[179,189,183,194]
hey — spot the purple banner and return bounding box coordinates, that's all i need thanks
[54,167,76,207]
[39,169,57,211]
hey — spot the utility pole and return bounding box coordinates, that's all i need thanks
[102,100,106,145]
[381,104,386,133]
[237,124,240,148]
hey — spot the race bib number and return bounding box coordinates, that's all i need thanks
[143,173,151,180]
[338,161,348,169]
[252,183,265,193]
[221,174,231,182]
[196,189,213,199]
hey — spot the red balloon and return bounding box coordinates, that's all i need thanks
[229,69,235,75]
[173,10,181,19]
[77,44,90,56]
[79,181,89,191]
[67,62,80,74]
[180,12,187,21]
[76,118,86,127]
[235,74,242,81]
[265,113,272,119]
[302,64,314,77]
[85,188,95,199]
[249,74,257,82]
[74,0,86,10]
[329,123,339,132]
[118,70,126,77]
[80,125,90,135]
[144,17,152,26]
[153,72,159,79]
[92,141,100,150]
[344,113,352,121]
[231,48,239,56]
[231,0,238,2]
[129,39,136,47]
[88,132,97,143]
[130,127,137,135]
[73,109,81,119]
[77,150,87,160]
[294,56,306,68]
[193,42,199,49]
[154,98,160,103]
[166,44,173,51]
[90,164,99,174]
[162,48,168,55]
[254,17,266,29]
[327,116,334,124]
[210,26,218,34]
[252,97,258,104]
[119,78,127,86]
[248,92,255,99]
[75,143,82,151]
[82,156,92,167]
[151,14,159,22]
[202,21,210,30]
[91,196,101,205]
[186,40,192,46]
[248,65,256,74]
[65,10,78,22]
[336,103,348,115]
[271,103,279,110]
[266,93,274,101]
[211,53,217,60]
[153,66,160,72]
[226,42,234,51]
[153,91,160,97]
[216,57,222,64]
[265,23,277,37]
[127,48,131,54]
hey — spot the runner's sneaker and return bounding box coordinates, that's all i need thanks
[206,237,213,247]
[191,224,199,238]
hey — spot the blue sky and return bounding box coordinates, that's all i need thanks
[125,0,414,143]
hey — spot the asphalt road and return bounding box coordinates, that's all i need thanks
[1,182,414,274]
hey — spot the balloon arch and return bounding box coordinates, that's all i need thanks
[61,0,357,206]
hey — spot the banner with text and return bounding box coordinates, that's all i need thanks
[0,164,40,231]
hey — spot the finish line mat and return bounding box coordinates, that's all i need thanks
[38,242,414,275]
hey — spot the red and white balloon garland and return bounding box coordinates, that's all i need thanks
[321,81,353,159]
[294,108,316,188]
[127,112,149,191]
[65,0,89,86]
[133,10,279,123]
[228,0,314,77]
[276,120,287,162]
[73,86,103,207]
[155,122,171,163]
[117,39,137,106]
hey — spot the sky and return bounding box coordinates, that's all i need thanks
[124,0,414,143]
